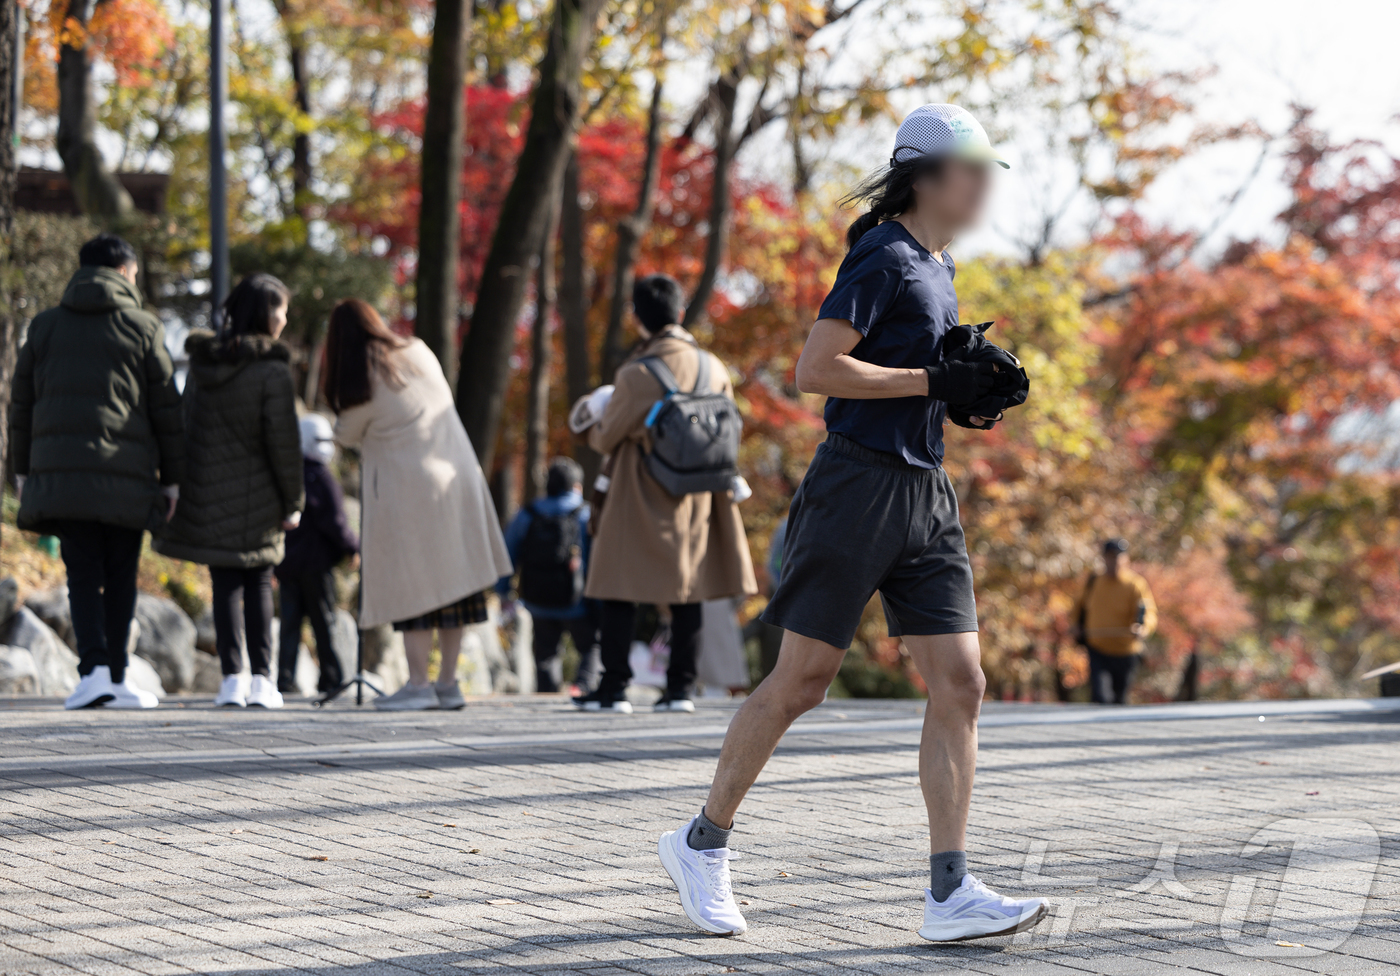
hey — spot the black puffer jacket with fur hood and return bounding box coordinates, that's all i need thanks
[154,329,304,567]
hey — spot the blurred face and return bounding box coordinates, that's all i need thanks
[268,297,288,340]
[119,261,139,284]
[1105,550,1128,575]
[914,158,992,235]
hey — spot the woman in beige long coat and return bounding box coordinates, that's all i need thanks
[577,274,756,714]
[324,299,512,711]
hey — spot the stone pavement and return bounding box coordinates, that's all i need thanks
[1,693,1398,976]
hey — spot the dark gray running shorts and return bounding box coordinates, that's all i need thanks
[760,433,978,649]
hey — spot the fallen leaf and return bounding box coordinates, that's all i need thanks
[441,823,457,827]
[1275,940,1305,948]
[1258,761,1271,765]
[231,829,244,834]
[306,855,329,861]
[467,848,481,854]
[418,892,433,899]
[739,900,751,906]
[1306,791,1320,796]
[103,840,115,845]
[486,898,519,906]
[778,871,790,877]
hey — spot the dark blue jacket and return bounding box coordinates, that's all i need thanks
[496,490,591,620]
[276,458,359,578]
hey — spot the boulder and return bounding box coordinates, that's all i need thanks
[133,593,197,692]
[23,586,75,649]
[194,607,216,654]
[361,624,406,694]
[327,608,359,683]
[0,607,79,696]
[191,649,223,694]
[0,645,39,695]
[457,620,515,694]
[0,577,19,627]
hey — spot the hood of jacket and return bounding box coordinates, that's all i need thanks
[60,266,145,316]
[185,329,292,389]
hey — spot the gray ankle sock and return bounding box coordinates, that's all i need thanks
[929,851,967,901]
[686,808,732,851]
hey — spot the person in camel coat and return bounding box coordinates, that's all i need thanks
[324,299,512,711]
[577,274,756,713]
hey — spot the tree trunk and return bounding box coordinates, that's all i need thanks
[414,0,470,381]
[1,0,19,518]
[558,153,601,486]
[682,68,740,329]
[283,5,313,223]
[56,0,134,219]
[456,0,604,473]
[600,47,666,380]
[524,200,561,503]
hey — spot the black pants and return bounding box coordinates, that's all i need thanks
[210,565,275,677]
[277,570,344,693]
[598,600,701,699]
[55,520,143,684]
[531,611,600,693]
[1088,648,1138,705]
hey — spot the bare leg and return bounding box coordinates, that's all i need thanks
[703,629,846,827]
[902,632,985,853]
[436,626,465,684]
[402,630,432,686]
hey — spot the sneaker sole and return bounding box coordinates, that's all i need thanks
[574,701,634,713]
[654,702,696,713]
[657,830,745,936]
[918,902,1049,942]
[65,694,115,710]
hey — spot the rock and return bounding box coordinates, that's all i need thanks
[457,619,515,694]
[23,586,74,649]
[124,653,166,698]
[361,624,406,694]
[133,593,197,692]
[327,608,359,684]
[191,650,223,694]
[194,607,216,654]
[0,607,79,696]
[0,645,39,695]
[0,578,19,627]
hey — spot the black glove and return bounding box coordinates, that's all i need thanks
[924,360,999,406]
[947,406,1002,430]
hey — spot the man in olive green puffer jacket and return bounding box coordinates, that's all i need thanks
[9,234,185,709]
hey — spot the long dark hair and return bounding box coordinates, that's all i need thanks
[222,273,290,336]
[322,299,411,412]
[841,157,944,249]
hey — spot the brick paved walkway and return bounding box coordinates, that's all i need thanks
[1,695,1397,975]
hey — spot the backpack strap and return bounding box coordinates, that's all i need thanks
[692,348,710,394]
[638,356,680,395]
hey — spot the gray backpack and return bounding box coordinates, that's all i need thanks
[639,349,742,496]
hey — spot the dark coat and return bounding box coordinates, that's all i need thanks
[153,330,304,568]
[276,458,359,578]
[9,266,184,533]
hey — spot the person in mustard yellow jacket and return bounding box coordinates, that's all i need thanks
[1071,538,1158,704]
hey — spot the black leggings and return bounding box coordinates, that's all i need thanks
[55,520,143,684]
[1088,648,1138,705]
[210,565,275,677]
[598,600,701,699]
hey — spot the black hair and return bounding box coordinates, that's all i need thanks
[222,273,291,337]
[78,234,139,270]
[841,157,945,249]
[632,274,686,333]
[546,457,584,497]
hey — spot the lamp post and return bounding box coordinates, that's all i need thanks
[209,0,229,320]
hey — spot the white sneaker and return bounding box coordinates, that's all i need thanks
[657,817,747,935]
[373,682,438,711]
[654,696,696,713]
[433,681,466,710]
[918,875,1048,942]
[107,678,158,709]
[215,674,248,707]
[246,675,284,709]
[65,666,116,709]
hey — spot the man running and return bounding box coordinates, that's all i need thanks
[656,105,1049,942]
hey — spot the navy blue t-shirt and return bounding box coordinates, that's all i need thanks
[817,220,958,468]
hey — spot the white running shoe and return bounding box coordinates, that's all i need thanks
[246,674,284,709]
[215,674,248,707]
[65,666,116,709]
[653,696,696,713]
[918,875,1048,942]
[657,818,747,935]
[433,681,466,710]
[373,682,438,711]
[107,677,158,709]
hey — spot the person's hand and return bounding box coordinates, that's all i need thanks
[282,511,302,530]
[1130,623,1144,636]
[348,553,361,572]
[160,484,179,521]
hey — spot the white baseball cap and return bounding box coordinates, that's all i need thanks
[299,413,336,464]
[892,104,1009,170]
